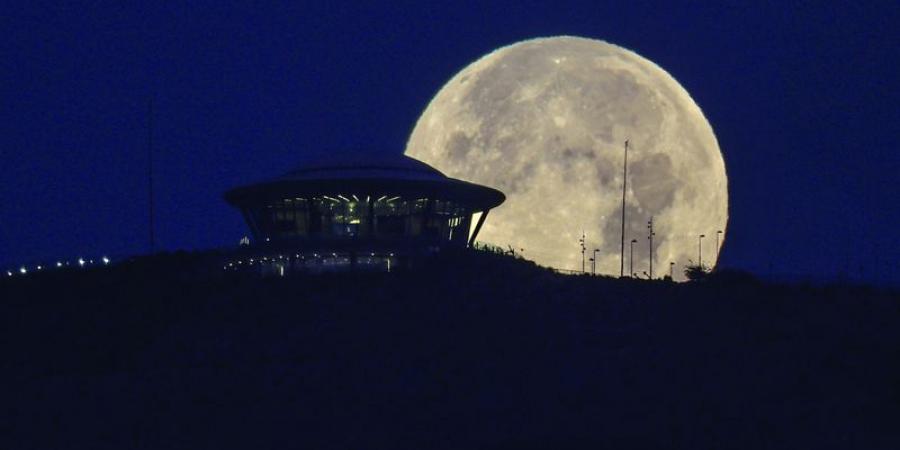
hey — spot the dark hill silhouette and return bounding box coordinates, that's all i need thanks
[2,250,899,449]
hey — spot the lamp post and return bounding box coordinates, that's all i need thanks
[670,261,675,279]
[592,248,600,275]
[698,234,706,269]
[629,239,637,277]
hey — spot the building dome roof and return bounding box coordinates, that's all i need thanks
[224,152,505,211]
[280,152,446,182]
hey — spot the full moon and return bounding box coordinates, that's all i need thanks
[406,36,727,280]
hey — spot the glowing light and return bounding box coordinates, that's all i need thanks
[36,265,42,270]
[102,256,110,265]
[19,267,27,274]
[6,271,12,277]
[78,258,85,267]
[56,262,63,267]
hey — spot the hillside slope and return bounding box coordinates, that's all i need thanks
[2,251,899,449]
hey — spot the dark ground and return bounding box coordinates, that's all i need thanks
[2,251,899,449]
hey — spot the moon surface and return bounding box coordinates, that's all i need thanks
[406,36,727,280]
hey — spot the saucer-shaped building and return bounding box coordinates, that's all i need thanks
[223,153,505,273]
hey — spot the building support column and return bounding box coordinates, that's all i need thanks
[468,209,490,248]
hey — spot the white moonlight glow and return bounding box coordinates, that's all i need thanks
[406,36,727,280]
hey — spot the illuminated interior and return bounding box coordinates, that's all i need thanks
[242,195,472,246]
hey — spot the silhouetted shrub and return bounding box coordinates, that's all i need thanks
[683,263,711,281]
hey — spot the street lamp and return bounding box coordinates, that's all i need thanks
[698,234,706,268]
[592,248,600,275]
[670,261,675,279]
[630,239,637,277]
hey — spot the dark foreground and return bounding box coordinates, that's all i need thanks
[2,251,899,449]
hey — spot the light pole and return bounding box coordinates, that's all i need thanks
[669,261,675,279]
[630,239,637,277]
[620,140,629,277]
[647,216,655,279]
[698,234,706,269]
[592,248,600,275]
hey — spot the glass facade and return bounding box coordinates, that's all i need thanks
[243,195,473,246]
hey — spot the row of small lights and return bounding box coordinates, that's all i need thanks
[269,195,402,206]
[6,256,111,277]
[224,252,395,270]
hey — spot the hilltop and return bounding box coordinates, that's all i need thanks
[2,251,899,449]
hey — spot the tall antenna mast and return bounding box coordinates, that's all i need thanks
[619,140,629,277]
[579,230,586,273]
[647,216,655,279]
[148,99,155,253]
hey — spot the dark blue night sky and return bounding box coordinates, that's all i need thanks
[2,2,898,284]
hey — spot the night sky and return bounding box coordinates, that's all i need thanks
[2,2,898,284]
